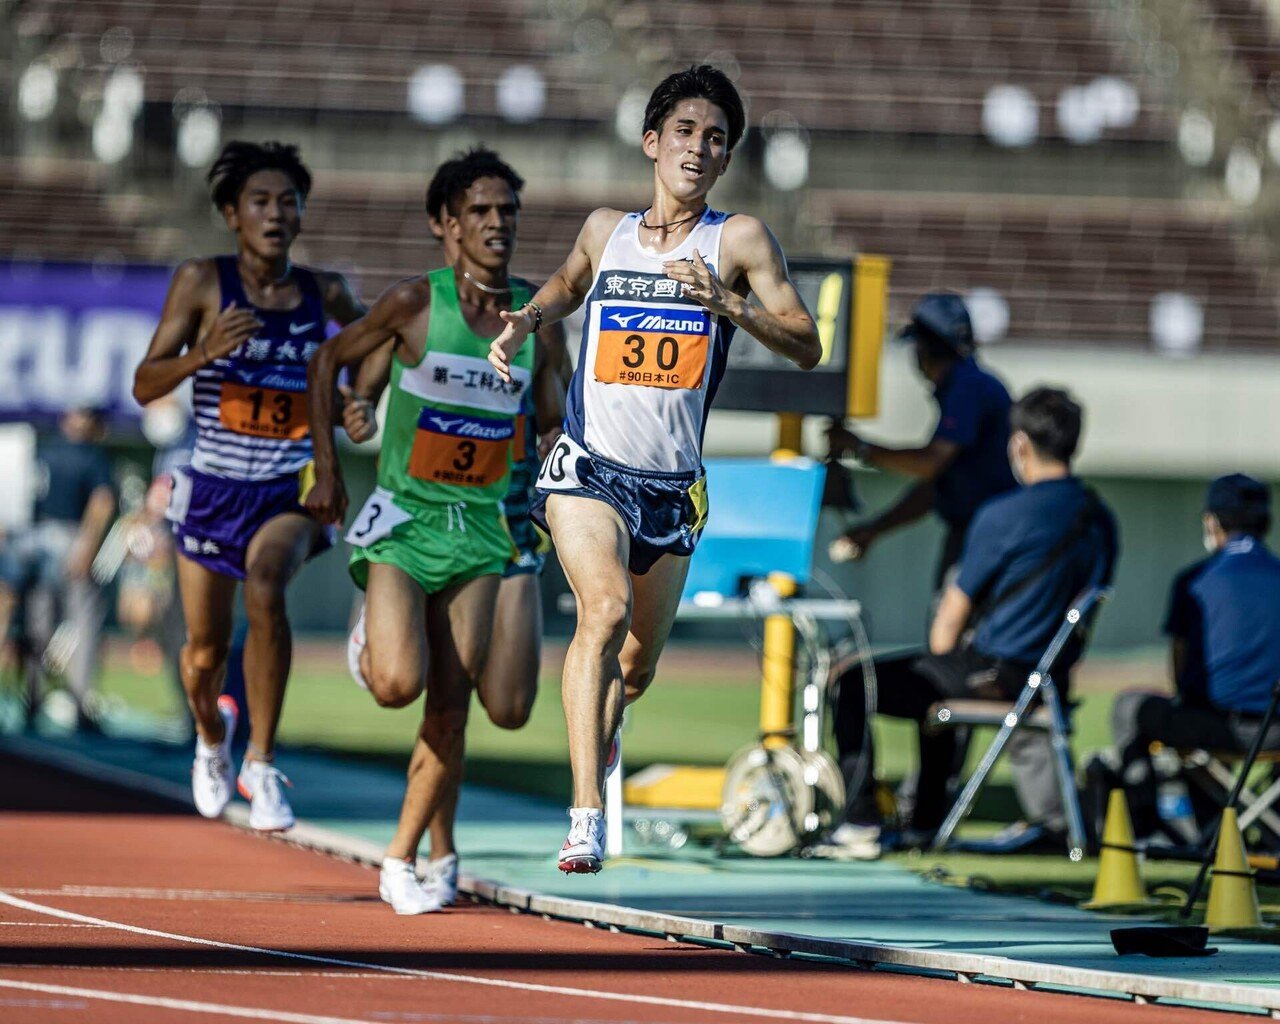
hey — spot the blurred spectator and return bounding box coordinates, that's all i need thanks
[0,407,117,727]
[824,388,1117,858]
[827,292,1018,589]
[1102,474,1280,840]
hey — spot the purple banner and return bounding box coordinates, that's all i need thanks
[0,261,173,424]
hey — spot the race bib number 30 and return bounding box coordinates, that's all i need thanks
[593,305,709,390]
[219,367,309,440]
[408,409,514,488]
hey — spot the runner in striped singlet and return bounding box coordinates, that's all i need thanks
[489,66,823,873]
[304,150,565,915]
[133,141,366,832]
[339,152,570,907]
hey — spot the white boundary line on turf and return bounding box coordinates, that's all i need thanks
[0,892,901,1024]
[5,733,1280,1018]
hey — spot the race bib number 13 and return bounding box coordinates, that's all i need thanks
[219,366,309,440]
[593,305,709,390]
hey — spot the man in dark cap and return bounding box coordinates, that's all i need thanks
[1106,473,1280,840]
[827,292,1018,587]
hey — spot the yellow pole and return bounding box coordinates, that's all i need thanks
[760,571,798,749]
[848,254,891,419]
[775,412,803,459]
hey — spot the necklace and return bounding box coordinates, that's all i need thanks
[639,205,706,231]
[461,270,510,295]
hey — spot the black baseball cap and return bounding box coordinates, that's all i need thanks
[1205,473,1270,519]
[897,292,975,357]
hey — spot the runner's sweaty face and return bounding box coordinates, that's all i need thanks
[444,176,519,277]
[223,169,303,260]
[643,98,732,203]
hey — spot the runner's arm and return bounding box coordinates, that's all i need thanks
[305,281,429,523]
[489,208,621,380]
[665,218,820,370]
[133,259,262,405]
[316,270,372,428]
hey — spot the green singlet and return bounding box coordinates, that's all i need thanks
[348,267,535,595]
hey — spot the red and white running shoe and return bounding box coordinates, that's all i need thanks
[558,808,605,874]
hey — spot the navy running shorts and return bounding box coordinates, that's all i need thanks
[530,434,707,575]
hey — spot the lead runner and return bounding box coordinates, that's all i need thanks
[489,65,822,872]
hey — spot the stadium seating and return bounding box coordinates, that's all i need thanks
[0,164,155,262]
[1197,0,1280,106]
[14,0,612,121]
[629,0,1169,140]
[813,190,1280,350]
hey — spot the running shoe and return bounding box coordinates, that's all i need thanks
[379,857,442,915]
[191,696,238,818]
[347,605,369,691]
[237,758,295,832]
[558,807,605,874]
[425,853,459,907]
[810,822,882,861]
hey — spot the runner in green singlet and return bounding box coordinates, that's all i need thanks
[339,159,570,907]
[304,149,564,915]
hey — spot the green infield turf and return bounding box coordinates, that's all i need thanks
[95,637,1130,811]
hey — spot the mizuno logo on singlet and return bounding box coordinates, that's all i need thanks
[419,410,514,441]
[603,308,708,335]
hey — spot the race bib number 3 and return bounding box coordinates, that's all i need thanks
[593,305,709,390]
[346,487,412,548]
[219,366,309,440]
[408,409,514,488]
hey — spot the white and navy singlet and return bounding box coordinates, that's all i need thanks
[563,208,736,474]
[190,257,328,481]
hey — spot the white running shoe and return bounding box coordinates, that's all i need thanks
[237,759,295,832]
[347,606,369,691]
[379,858,442,915]
[191,696,238,818]
[558,808,605,874]
[425,853,459,907]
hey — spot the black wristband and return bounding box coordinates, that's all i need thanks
[526,301,543,333]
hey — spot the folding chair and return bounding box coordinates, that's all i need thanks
[1179,747,1280,849]
[928,586,1111,861]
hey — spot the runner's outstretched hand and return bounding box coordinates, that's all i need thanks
[340,384,377,443]
[489,308,534,382]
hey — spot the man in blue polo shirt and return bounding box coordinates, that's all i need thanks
[826,388,1117,857]
[827,292,1018,587]
[1107,474,1280,840]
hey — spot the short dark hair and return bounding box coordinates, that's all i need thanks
[207,141,312,210]
[643,65,746,150]
[1215,507,1271,537]
[425,147,524,220]
[1010,387,1083,464]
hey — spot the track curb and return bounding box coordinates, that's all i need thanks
[5,732,1279,1018]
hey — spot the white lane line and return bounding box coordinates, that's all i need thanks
[0,922,102,928]
[0,979,391,1024]
[7,886,341,903]
[0,891,907,1024]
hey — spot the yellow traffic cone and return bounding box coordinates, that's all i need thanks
[1205,807,1262,932]
[1083,789,1148,908]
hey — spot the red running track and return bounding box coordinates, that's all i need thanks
[0,751,1244,1024]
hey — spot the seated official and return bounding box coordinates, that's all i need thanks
[826,388,1118,858]
[1107,474,1280,841]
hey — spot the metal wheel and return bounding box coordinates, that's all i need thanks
[721,743,814,857]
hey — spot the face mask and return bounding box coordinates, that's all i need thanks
[1203,527,1219,554]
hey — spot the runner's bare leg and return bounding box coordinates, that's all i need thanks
[176,558,238,744]
[548,494,632,809]
[386,573,499,861]
[241,512,325,760]
[427,571,541,856]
